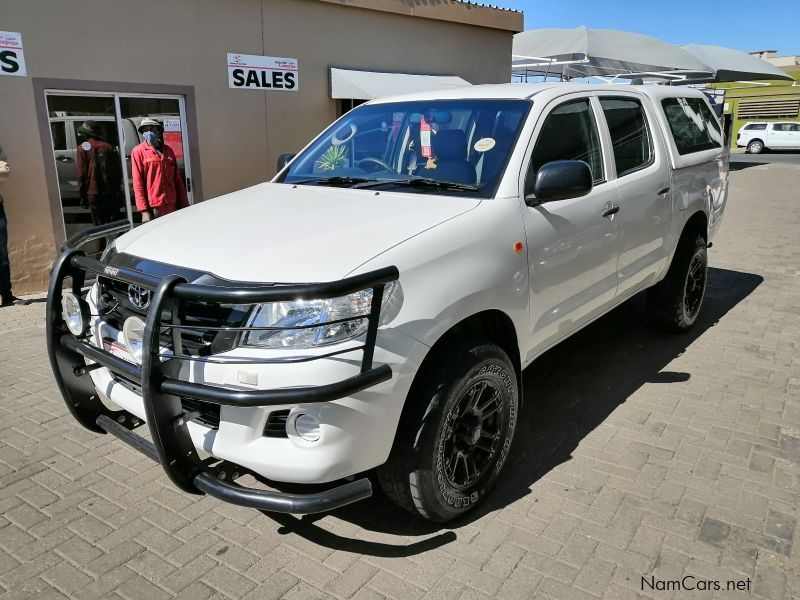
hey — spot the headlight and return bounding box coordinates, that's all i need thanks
[122,316,146,364]
[62,292,89,336]
[243,281,400,349]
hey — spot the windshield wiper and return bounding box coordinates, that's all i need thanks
[357,177,478,192]
[289,176,374,187]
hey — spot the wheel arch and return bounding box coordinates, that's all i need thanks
[683,209,709,244]
[410,309,523,408]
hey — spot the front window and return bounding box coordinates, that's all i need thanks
[525,98,604,196]
[280,99,531,197]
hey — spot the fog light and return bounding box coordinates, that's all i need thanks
[122,316,146,364]
[292,413,321,442]
[62,292,89,336]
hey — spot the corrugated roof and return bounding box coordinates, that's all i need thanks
[315,0,523,32]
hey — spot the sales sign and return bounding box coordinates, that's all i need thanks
[0,31,26,77]
[227,53,299,91]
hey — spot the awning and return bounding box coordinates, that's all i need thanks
[678,44,794,83]
[330,68,470,100]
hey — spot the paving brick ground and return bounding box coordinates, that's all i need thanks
[1,160,799,600]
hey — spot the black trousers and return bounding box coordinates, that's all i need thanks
[0,200,12,300]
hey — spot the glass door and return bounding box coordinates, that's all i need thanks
[117,95,194,224]
[45,91,194,250]
[45,93,124,252]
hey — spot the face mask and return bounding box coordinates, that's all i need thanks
[143,131,160,144]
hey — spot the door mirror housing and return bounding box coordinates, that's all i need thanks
[276,153,296,171]
[527,160,593,205]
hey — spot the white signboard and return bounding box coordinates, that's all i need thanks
[163,118,181,132]
[227,53,299,91]
[0,31,26,77]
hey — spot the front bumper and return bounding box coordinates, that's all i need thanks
[47,221,399,514]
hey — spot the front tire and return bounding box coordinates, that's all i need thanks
[747,139,764,154]
[378,337,518,522]
[647,233,708,332]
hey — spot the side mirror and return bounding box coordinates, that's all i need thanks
[527,160,593,205]
[276,153,296,171]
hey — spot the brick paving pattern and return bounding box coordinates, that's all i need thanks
[1,161,799,599]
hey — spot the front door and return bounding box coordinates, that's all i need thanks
[597,95,671,300]
[522,96,621,355]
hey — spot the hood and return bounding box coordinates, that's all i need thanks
[116,182,480,282]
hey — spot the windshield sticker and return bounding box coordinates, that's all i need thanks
[474,138,496,153]
[420,115,432,158]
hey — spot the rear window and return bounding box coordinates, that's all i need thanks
[661,98,723,155]
[599,97,653,177]
[744,123,767,131]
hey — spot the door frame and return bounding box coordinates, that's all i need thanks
[33,78,202,247]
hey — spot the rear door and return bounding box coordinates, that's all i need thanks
[768,123,792,149]
[787,123,800,149]
[521,94,621,353]
[596,94,672,301]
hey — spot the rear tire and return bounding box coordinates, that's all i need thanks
[377,337,518,522]
[647,233,708,332]
[747,139,764,154]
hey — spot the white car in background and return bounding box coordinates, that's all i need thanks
[48,83,728,522]
[737,121,800,153]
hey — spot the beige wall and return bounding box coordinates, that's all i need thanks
[0,0,514,294]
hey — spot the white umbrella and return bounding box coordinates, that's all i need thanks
[678,44,794,82]
[513,27,712,81]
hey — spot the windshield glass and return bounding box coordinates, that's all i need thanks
[279,99,531,197]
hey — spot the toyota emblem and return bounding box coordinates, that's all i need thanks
[128,285,151,310]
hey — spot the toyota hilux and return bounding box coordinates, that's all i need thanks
[47,83,728,522]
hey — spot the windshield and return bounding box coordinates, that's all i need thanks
[279,99,531,197]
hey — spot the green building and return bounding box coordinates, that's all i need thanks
[714,53,800,148]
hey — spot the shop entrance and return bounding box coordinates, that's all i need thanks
[45,91,194,248]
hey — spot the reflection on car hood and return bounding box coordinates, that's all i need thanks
[115,182,481,282]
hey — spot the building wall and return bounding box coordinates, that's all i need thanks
[715,73,800,147]
[0,0,517,294]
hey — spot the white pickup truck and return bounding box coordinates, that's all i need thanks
[48,83,728,522]
[736,121,800,153]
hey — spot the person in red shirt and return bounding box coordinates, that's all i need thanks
[76,121,121,228]
[131,118,188,222]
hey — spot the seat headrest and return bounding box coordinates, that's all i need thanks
[433,129,467,161]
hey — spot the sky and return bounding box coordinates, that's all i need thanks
[496,0,799,55]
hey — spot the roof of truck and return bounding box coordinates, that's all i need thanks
[369,82,709,104]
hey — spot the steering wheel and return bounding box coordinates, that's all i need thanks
[354,157,394,172]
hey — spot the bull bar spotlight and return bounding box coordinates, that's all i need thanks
[61,292,89,336]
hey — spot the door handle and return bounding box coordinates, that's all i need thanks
[57,156,73,162]
[602,205,619,218]
[657,186,670,196]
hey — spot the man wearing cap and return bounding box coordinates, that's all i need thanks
[76,121,121,228]
[131,118,188,222]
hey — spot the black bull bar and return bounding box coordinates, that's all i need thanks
[47,221,399,514]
